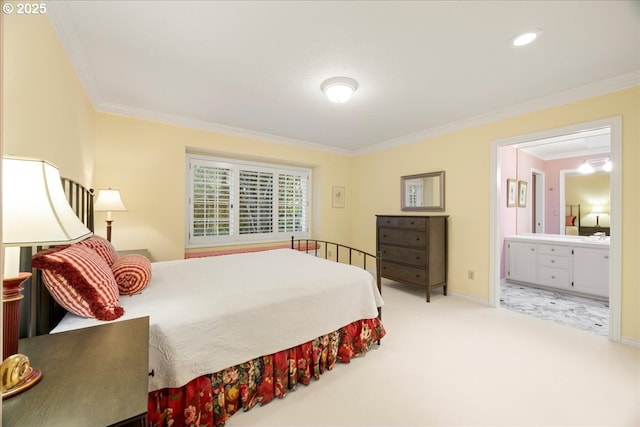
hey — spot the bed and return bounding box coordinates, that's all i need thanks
[25,180,386,427]
[565,204,580,235]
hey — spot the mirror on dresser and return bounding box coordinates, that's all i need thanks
[401,171,445,211]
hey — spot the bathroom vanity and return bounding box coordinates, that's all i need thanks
[504,234,609,300]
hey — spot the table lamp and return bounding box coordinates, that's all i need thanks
[590,205,606,227]
[2,157,92,398]
[93,188,128,242]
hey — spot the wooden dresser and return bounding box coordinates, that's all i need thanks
[376,215,448,302]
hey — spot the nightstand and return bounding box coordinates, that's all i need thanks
[3,317,149,427]
[117,249,153,261]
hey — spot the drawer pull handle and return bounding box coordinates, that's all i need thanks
[551,248,555,252]
[551,275,556,279]
[149,369,155,377]
[551,260,555,263]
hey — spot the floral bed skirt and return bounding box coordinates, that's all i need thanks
[148,317,386,427]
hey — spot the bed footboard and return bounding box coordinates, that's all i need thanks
[291,237,381,319]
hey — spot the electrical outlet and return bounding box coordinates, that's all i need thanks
[468,270,475,280]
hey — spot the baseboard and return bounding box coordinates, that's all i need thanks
[619,337,640,348]
[448,291,490,306]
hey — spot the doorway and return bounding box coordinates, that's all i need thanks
[531,169,544,233]
[489,117,622,342]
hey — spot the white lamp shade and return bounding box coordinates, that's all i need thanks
[94,189,128,212]
[2,157,93,246]
[590,205,606,215]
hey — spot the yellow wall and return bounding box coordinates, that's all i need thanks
[2,12,94,185]
[351,87,639,341]
[93,113,353,261]
[3,15,639,342]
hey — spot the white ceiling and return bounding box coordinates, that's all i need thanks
[517,128,611,160]
[47,1,640,155]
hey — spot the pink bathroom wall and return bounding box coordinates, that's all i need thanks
[500,146,517,279]
[516,150,545,234]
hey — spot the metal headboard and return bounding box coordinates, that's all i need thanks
[19,178,94,337]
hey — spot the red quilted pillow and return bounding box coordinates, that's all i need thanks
[32,245,124,320]
[111,254,152,295]
[77,235,119,266]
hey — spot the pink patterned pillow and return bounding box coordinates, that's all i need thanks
[77,235,119,266]
[32,245,124,320]
[111,254,152,295]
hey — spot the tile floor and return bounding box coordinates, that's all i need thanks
[500,281,609,336]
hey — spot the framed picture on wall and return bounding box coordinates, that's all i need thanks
[332,186,345,208]
[518,180,528,207]
[507,179,517,207]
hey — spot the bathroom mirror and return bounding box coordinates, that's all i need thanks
[401,171,445,211]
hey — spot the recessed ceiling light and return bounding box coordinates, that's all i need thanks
[512,29,542,47]
[321,77,358,104]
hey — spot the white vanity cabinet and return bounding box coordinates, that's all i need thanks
[572,247,609,298]
[505,235,609,300]
[505,241,537,283]
[537,244,571,290]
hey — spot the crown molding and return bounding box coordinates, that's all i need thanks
[98,70,638,158]
[47,2,104,106]
[354,71,639,156]
[97,102,352,156]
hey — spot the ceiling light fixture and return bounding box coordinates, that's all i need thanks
[321,77,358,104]
[577,161,595,174]
[512,29,542,47]
[578,157,612,174]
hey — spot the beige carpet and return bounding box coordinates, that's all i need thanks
[232,280,640,426]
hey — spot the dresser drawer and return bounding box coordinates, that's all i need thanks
[380,261,426,286]
[537,244,571,256]
[538,254,570,269]
[379,244,426,266]
[539,266,570,287]
[378,228,427,247]
[377,216,427,230]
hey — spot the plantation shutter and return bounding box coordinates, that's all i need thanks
[238,169,274,235]
[187,154,311,246]
[278,172,308,233]
[190,161,233,238]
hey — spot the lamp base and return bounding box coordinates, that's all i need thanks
[1,354,42,399]
[106,219,113,242]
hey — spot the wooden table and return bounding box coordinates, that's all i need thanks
[3,317,149,427]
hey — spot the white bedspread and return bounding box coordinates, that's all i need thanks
[52,249,383,392]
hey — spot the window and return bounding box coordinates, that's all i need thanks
[187,155,310,246]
